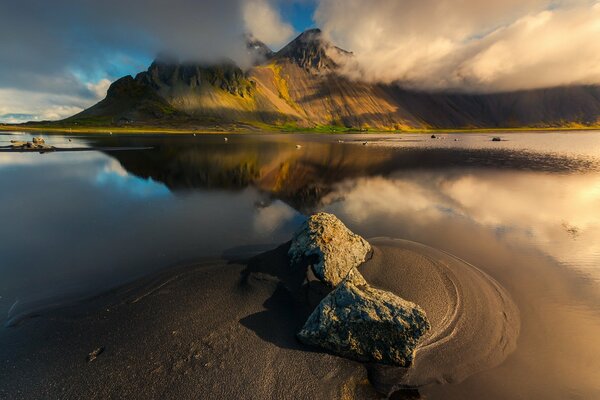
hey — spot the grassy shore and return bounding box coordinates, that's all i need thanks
[1,123,599,135]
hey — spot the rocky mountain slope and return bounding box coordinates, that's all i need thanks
[68,29,600,130]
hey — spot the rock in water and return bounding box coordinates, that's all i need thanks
[298,279,430,367]
[288,213,371,287]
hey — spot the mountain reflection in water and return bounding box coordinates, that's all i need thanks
[1,132,600,399]
[99,134,598,212]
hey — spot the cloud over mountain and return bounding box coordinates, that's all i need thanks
[244,0,296,49]
[316,0,600,92]
[0,0,293,122]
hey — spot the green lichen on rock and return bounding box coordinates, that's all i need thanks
[298,277,430,367]
[288,212,372,287]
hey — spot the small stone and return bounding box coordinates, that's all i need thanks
[288,213,371,287]
[87,347,105,362]
[298,279,430,367]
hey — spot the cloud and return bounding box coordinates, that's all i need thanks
[0,88,91,123]
[0,78,112,123]
[315,0,600,92]
[244,0,296,48]
[86,79,112,100]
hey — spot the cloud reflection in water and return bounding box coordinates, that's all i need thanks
[320,171,600,282]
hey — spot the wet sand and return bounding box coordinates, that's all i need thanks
[362,239,519,392]
[0,240,519,399]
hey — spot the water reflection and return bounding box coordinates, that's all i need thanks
[96,159,170,198]
[97,134,600,282]
[1,132,600,399]
[96,133,598,211]
[321,171,600,283]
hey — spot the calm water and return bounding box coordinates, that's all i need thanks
[1,131,600,399]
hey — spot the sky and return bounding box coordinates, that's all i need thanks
[1,0,599,123]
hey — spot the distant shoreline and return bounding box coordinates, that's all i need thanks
[1,124,599,135]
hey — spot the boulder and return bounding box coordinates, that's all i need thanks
[298,278,430,367]
[288,213,371,287]
[32,137,45,144]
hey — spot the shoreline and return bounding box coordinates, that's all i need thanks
[1,124,600,135]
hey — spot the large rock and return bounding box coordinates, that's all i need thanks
[297,278,430,367]
[288,213,371,287]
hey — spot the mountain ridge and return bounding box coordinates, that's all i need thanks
[65,29,600,130]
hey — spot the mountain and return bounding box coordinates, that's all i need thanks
[68,29,600,130]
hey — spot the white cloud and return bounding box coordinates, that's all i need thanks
[0,84,108,123]
[243,0,296,49]
[86,79,111,100]
[316,0,600,92]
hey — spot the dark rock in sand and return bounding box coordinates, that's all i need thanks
[298,277,430,367]
[492,137,502,142]
[288,213,371,287]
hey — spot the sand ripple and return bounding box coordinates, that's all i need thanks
[361,238,520,389]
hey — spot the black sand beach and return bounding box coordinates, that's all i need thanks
[0,239,519,399]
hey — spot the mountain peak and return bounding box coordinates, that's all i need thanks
[296,28,323,40]
[274,28,349,73]
[245,34,274,63]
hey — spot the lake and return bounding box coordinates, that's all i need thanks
[1,130,600,399]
